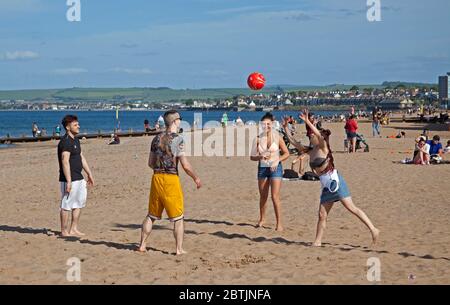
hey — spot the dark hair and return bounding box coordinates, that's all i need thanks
[144,119,149,124]
[349,115,355,120]
[432,135,440,141]
[320,129,335,171]
[61,115,78,129]
[260,112,274,121]
[163,110,179,127]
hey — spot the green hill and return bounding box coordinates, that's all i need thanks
[0,81,437,103]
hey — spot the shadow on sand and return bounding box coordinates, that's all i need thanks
[1,223,449,261]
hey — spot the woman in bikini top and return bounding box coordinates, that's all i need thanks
[282,112,334,176]
[283,110,379,247]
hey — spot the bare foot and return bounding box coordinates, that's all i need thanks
[176,249,187,255]
[276,225,284,232]
[60,231,71,237]
[69,230,86,237]
[256,220,265,228]
[371,228,380,245]
[137,245,147,253]
[312,241,322,247]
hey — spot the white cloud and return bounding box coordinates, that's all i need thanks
[53,68,88,75]
[0,51,39,61]
[110,68,152,74]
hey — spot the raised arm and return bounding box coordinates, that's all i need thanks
[281,116,311,153]
[299,110,326,148]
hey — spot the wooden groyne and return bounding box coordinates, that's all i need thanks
[0,129,162,144]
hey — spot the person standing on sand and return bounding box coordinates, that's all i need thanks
[251,113,290,231]
[344,115,358,153]
[32,122,38,138]
[138,110,202,255]
[58,115,94,237]
[372,107,382,137]
[299,109,379,247]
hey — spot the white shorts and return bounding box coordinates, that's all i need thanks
[60,180,87,211]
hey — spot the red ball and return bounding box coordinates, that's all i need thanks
[247,72,266,90]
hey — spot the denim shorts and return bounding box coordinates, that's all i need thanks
[346,132,357,139]
[320,172,351,204]
[257,162,283,180]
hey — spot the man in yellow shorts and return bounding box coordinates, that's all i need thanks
[138,110,202,255]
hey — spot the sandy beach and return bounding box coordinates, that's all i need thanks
[0,120,449,285]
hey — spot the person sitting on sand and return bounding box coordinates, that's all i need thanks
[444,140,450,154]
[427,135,443,162]
[396,131,406,138]
[413,137,430,165]
[299,109,379,247]
[251,113,290,231]
[138,110,201,255]
[281,116,312,176]
[108,133,120,145]
[387,131,406,139]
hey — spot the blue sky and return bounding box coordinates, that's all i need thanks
[0,0,449,90]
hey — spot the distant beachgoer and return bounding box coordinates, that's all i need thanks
[236,116,244,126]
[372,108,382,137]
[396,131,406,138]
[32,122,38,138]
[58,115,95,237]
[421,129,430,141]
[55,125,61,137]
[138,110,201,255]
[344,115,358,153]
[299,109,379,247]
[221,113,229,127]
[157,115,165,130]
[282,116,311,176]
[108,133,120,145]
[251,113,290,231]
[444,140,450,154]
[144,119,151,132]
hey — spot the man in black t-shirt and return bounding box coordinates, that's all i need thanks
[58,115,94,237]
